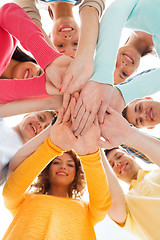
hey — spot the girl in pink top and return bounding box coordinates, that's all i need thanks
[0,3,72,104]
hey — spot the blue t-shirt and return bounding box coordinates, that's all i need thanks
[40,0,81,5]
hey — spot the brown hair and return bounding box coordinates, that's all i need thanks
[104,147,120,157]
[30,150,86,199]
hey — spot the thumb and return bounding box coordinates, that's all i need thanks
[106,106,115,114]
[63,93,71,110]
[60,69,73,94]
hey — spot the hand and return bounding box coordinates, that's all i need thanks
[50,106,76,151]
[110,87,125,113]
[60,56,94,109]
[99,107,132,149]
[74,117,100,155]
[45,55,73,95]
[73,81,114,136]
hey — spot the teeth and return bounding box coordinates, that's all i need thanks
[57,172,67,176]
[124,54,133,63]
[61,27,72,31]
[24,70,29,79]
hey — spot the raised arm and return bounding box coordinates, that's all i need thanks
[99,107,160,167]
[74,118,112,225]
[0,3,72,102]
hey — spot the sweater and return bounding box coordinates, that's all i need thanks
[91,0,160,104]
[3,137,112,239]
[0,3,61,102]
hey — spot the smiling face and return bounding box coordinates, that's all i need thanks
[106,148,140,183]
[126,98,160,128]
[49,153,76,188]
[1,59,43,79]
[19,111,54,142]
[51,17,79,58]
[114,45,141,84]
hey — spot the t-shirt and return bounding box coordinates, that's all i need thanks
[0,119,23,185]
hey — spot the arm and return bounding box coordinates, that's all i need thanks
[74,118,112,225]
[3,137,63,215]
[0,95,62,118]
[13,0,55,48]
[0,3,73,102]
[99,107,160,167]
[117,68,160,104]
[100,149,127,225]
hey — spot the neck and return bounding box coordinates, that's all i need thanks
[12,125,26,144]
[50,2,74,19]
[127,31,153,56]
[48,185,70,198]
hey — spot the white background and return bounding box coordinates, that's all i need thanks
[0,0,160,239]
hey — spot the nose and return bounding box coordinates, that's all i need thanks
[60,164,66,170]
[121,60,127,67]
[37,122,45,131]
[115,159,122,167]
[62,34,72,40]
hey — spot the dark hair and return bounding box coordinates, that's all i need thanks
[30,150,86,199]
[122,106,128,121]
[104,147,119,157]
[12,46,37,64]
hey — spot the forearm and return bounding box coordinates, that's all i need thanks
[123,127,160,167]
[100,149,127,224]
[77,6,99,58]
[80,150,112,225]
[117,68,160,105]
[8,126,51,176]
[0,95,62,118]
[4,137,63,210]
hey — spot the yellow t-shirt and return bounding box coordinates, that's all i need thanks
[124,170,160,240]
[3,137,112,240]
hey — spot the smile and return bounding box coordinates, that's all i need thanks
[119,162,128,174]
[148,108,154,121]
[56,172,68,176]
[59,25,74,32]
[24,69,29,79]
[30,123,37,135]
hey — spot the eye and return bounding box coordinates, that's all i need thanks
[38,70,42,76]
[53,161,60,165]
[58,44,64,48]
[68,164,74,167]
[112,162,115,168]
[139,104,142,111]
[139,118,143,124]
[122,71,127,77]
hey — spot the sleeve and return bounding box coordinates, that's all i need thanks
[0,3,62,102]
[79,0,105,18]
[90,0,139,85]
[3,137,63,214]
[0,3,61,70]
[79,150,112,225]
[13,0,41,22]
[117,68,160,104]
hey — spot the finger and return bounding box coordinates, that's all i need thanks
[56,107,65,124]
[73,92,80,101]
[63,93,71,110]
[98,102,108,124]
[73,105,86,131]
[80,111,96,136]
[74,110,90,137]
[63,97,76,123]
[73,97,83,118]
[106,106,115,114]
[60,70,73,94]
[97,139,113,149]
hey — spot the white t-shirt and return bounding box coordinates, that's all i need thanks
[0,119,23,185]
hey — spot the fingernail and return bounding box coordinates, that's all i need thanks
[73,129,76,132]
[79,133,82,136]
[59,88,61,93]
[73,116,76,119]
[101,118,105,124]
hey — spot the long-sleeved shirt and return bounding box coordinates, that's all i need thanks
[0,3,61,102]
[91,0,160,104]
[3,137,112,239]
